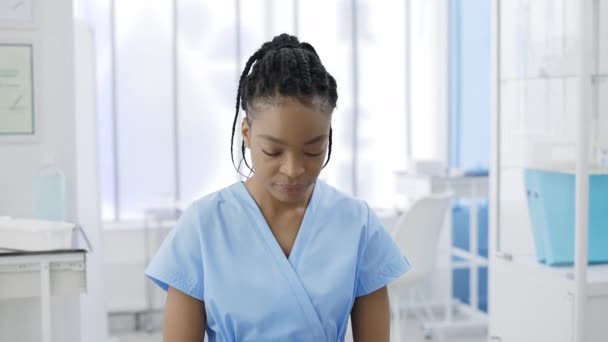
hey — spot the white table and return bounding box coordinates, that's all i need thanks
[0,249,87,342]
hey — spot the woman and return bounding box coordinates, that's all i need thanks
[145,33,409,342]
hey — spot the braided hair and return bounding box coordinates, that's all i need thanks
[231,33,338,176]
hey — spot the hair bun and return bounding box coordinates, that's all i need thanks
[266,33,300,50]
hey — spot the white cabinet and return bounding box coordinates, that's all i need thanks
[490,256,608,342]
[489,257,574,342]
[0,251,87,342]
[490,0,608,341]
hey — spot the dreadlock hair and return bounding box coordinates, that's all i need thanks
[231,33,338,177]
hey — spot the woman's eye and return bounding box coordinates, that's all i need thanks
[305,152,323,157]
[262,150,281,157]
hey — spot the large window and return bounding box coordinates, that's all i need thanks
[76,0,447,222]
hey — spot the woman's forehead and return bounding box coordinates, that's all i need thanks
[248,98,330,143]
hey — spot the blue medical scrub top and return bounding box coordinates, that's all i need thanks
[145,180,409,341]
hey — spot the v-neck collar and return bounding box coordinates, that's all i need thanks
[234,180,321,265]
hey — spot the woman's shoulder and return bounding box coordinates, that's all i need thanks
[178,182,243,221]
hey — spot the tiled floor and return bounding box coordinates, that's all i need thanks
[110,317,487,342]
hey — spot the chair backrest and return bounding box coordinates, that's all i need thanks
[391,192,453,285]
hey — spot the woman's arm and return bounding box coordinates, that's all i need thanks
[164,286,206,341]
[350,286,390,342]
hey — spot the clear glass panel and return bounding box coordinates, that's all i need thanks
[497,0,581,256]
[498,78,537,256]
[299,0,354,195]
[499,0,577,81]
[595,0,608,166]
[357,0,407,207]
[115,0,175,220]
[177,0,238,205]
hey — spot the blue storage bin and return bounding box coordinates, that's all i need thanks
[524,169,608,265]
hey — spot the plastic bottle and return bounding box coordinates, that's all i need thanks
[32,152,66,221]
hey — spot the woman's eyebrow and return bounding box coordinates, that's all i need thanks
[258,134,327,145]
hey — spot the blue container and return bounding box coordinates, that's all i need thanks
[524,169,608,265]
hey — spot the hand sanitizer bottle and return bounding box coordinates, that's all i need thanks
[33,152,66,221]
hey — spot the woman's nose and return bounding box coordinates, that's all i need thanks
[280,154,305,178]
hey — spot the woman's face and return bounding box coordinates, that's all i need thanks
[242,97,331,204]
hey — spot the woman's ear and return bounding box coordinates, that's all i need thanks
[241,118,251,149]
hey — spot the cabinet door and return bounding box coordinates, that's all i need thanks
[496,0,580,259]
[587,294,608,341]
[489,257,573,342]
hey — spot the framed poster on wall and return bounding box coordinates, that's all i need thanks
[0,0,37,29]
[0,43,35,137]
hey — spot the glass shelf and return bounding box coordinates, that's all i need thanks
[505,254,608,289]
[500,74,608,83]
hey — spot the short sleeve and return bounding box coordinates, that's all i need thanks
[144,202,205,301]
[355,203,411,297]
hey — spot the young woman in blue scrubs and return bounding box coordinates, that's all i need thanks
[145,33,410,342]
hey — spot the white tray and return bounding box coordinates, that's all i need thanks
[0,218,90,252]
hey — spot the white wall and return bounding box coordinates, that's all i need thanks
[0,1,77,219]
[0,1,107,341]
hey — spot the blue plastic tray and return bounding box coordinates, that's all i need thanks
[524,169,608,265]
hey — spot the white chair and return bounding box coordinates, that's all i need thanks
[388,192,453,341]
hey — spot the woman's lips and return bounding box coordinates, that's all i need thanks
[276,183,307,195]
